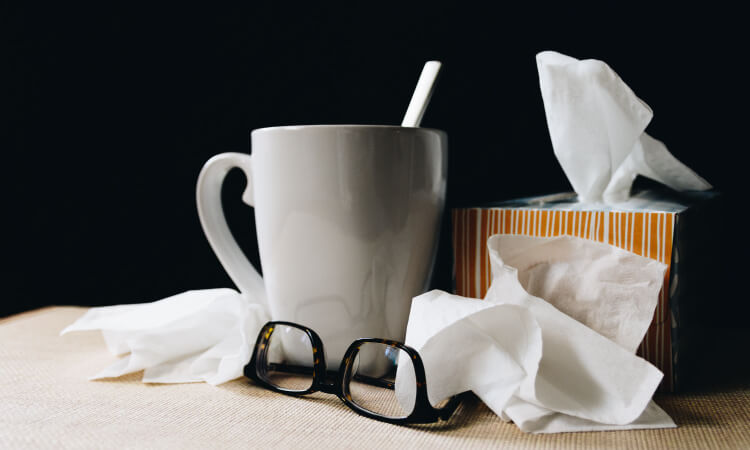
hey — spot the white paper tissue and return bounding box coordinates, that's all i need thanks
[537,51,711,203]
[491,235,666,352]
[396,234,676,433]
[61,289,268,385]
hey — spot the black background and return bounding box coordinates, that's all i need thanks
[6,2,747,334]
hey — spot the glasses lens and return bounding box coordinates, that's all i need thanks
[257,324,315,392]
[346,342,417,419]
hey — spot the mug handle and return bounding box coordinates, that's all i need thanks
[196,152,266,305]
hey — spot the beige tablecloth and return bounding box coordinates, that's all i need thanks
[1,307,748,449]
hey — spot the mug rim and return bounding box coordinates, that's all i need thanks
[251,124,446,136]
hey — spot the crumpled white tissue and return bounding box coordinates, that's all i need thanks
[537,50,711,203]
[61,289,268,385]
[492,234,666,353]
[396,234,676,433]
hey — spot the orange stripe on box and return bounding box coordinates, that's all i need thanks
[552,211,559,236]
[469,209,477,298]
[649,213,657,261]
[480,210,489,297]
[517,209,522,234]
[631,212,643,257]
[540,210,545,236]
[516,210,521,235]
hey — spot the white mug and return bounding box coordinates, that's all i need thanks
[197,125,447,367]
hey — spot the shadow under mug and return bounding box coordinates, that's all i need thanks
[197,125,448,368]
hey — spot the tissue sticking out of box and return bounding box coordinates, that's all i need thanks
[536,51,712,204]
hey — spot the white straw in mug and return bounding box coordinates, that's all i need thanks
[401,61,442,127]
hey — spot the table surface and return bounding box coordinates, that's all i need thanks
[1,307,749,449]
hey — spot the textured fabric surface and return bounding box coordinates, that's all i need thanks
[1,307,748,449]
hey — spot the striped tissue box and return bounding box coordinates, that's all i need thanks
[451,189,721,392]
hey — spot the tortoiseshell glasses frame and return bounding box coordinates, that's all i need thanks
[243,321,461,424]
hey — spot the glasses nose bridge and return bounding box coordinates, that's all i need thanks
[318,379,339,395]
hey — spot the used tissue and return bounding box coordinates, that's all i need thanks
[537,51,711,203]
[61,289,268,385]
[397,234,676,433]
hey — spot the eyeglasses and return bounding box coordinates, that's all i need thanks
[243,321,460,424]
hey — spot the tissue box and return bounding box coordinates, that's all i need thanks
[451,188,721,392]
